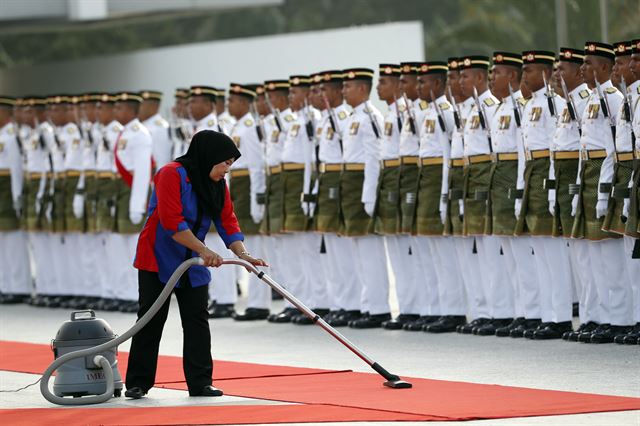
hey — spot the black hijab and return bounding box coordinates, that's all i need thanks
[175,130,241,219]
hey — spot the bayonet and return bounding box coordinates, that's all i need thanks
[448,85,463,131]
[542,71,558,119]
[401,92,418,136]
[265,95,283,132]
[431,89,448,134]
[560,76,582,134]
[594,72,617,146]
[472,86,493,153]
[620,75,636,162]
[364,100,381,139]
[393,94,403,131]
[249,102,264,142]
[508,83,523,128]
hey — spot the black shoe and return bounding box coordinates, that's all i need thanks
[326,310,361,327]
[509,318,542,338]
[474,318,513,336]
[208,303,235,319]
[267,307,299,323]
[457,317,491,334]
[323,310,343,322]
[349,313,391,329]
[101,299,123,311]
[0,294,29,304]
[591,325,632,344]
[524,322,553,339]
[578,323,609,343]
[496,317,525,337]
[119,301,139,313]
[233,308,270,321]
[403,315,440,331]
[619,323,640,345]
[564,321,598,341]
[293,309,329,325]
[124,387,147,399]
[383,314,420,330]
[424,315,467,333]
[189,385,223,397]
[533,321,573,340]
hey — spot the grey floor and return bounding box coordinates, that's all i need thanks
[1,299,639,426]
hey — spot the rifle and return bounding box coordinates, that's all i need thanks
[542,71,558,120]
[401,92,418,136]
[472,86,493,153]
[430,89,448,134]
[393,94,403,132]
[249,102,264,142]
[559,76,582,135]
[322,93,343,153]
[11,120,24,155]
[620,75,636,162]
[303,99,315,141]
[507,83,523,128]
[593,72,617,150]
[364,100,381,139]
[265,95,283,132]
[447,86,463,131]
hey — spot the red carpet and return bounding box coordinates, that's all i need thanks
[1,340,639,424]
[0,405,437,425]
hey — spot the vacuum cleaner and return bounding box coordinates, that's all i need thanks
[40,257,411,406]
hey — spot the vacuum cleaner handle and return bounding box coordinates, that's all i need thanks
[41,258,205,405]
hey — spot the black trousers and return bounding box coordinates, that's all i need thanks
[125,270,212,393]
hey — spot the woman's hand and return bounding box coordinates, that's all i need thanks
[198,247,223,267]
[238,252,269,269]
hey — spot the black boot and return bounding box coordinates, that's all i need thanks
[424,315,467,333]
[591,325,633,344]
[474,318,513,336]
[208,303,235,319]
[382,314,420,330]
[267,307,299,323]
[233,308,270,321]
[348,313,391,329]
[457,317,491,334]
[578,323,609,343]
[509,318,542,338]
[563,321,598,341]
[532,321,573,340]
[495,317,525,337]
[403,315,440,331]
[326,310,362,327]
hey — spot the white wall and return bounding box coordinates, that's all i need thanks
[0,21,424,111]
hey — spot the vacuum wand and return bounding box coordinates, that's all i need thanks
[222,258,412,389]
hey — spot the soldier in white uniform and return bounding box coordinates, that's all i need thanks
[414,62,468,333]
[188,86,237,318]
[515,51,573,339]
[458,55,508,336]
[372,64,415,329]
[547,48,593,340]
[225,83,270,320]
[339,68,391,328]
[486,52,541,338]
[93,93,124,310]
[618,38,640,345]
[170,88,193,158]
[140,90,172,169]
[313,71,360,327]
[0,96,30,303]
[570,42,630,344]
[112,91,153,312]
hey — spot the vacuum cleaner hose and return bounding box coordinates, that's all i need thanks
[40,257,205,405]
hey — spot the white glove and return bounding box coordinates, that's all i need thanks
[595,199,608,218]
[623,197,630,218]
[548,200,555,216]
[129,211,144,225]
[305,202,316,218]
[514,199,522,219]
[73,194,84,219]
[251,204,265,224]
[13,197,22,218]
[439,200,447,224]
[35,197,42,216]
[301,201,308,217]
[571,195,578,217]
[458,199,464,217]
[364,202,375,217]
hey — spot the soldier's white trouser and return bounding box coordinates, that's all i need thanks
[476,235,513,319]
[110,233,140,302]
[453,237,487,319]
[0,230,31,295]
[245,234,270,310]
[567,240,582,303]
[49,233,67,296]
[324,233,360,311]
[387,235,419,315]
[529,236,572,323]
[353,235,390,315]
[427,236,466,316]
[301,232,329,309]
[500,236,540,319]
[206,233,237,305]
[623,236,640,323]
[30,232,54,296]
[574,240,600,324]
[63,232,84,296]
[411,236,439,316]
[589,239,632,326]
[279,233,308,309]
[96,232,117,300]
[78,233,101,297]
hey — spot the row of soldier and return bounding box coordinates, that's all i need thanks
[0,38,638,346]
